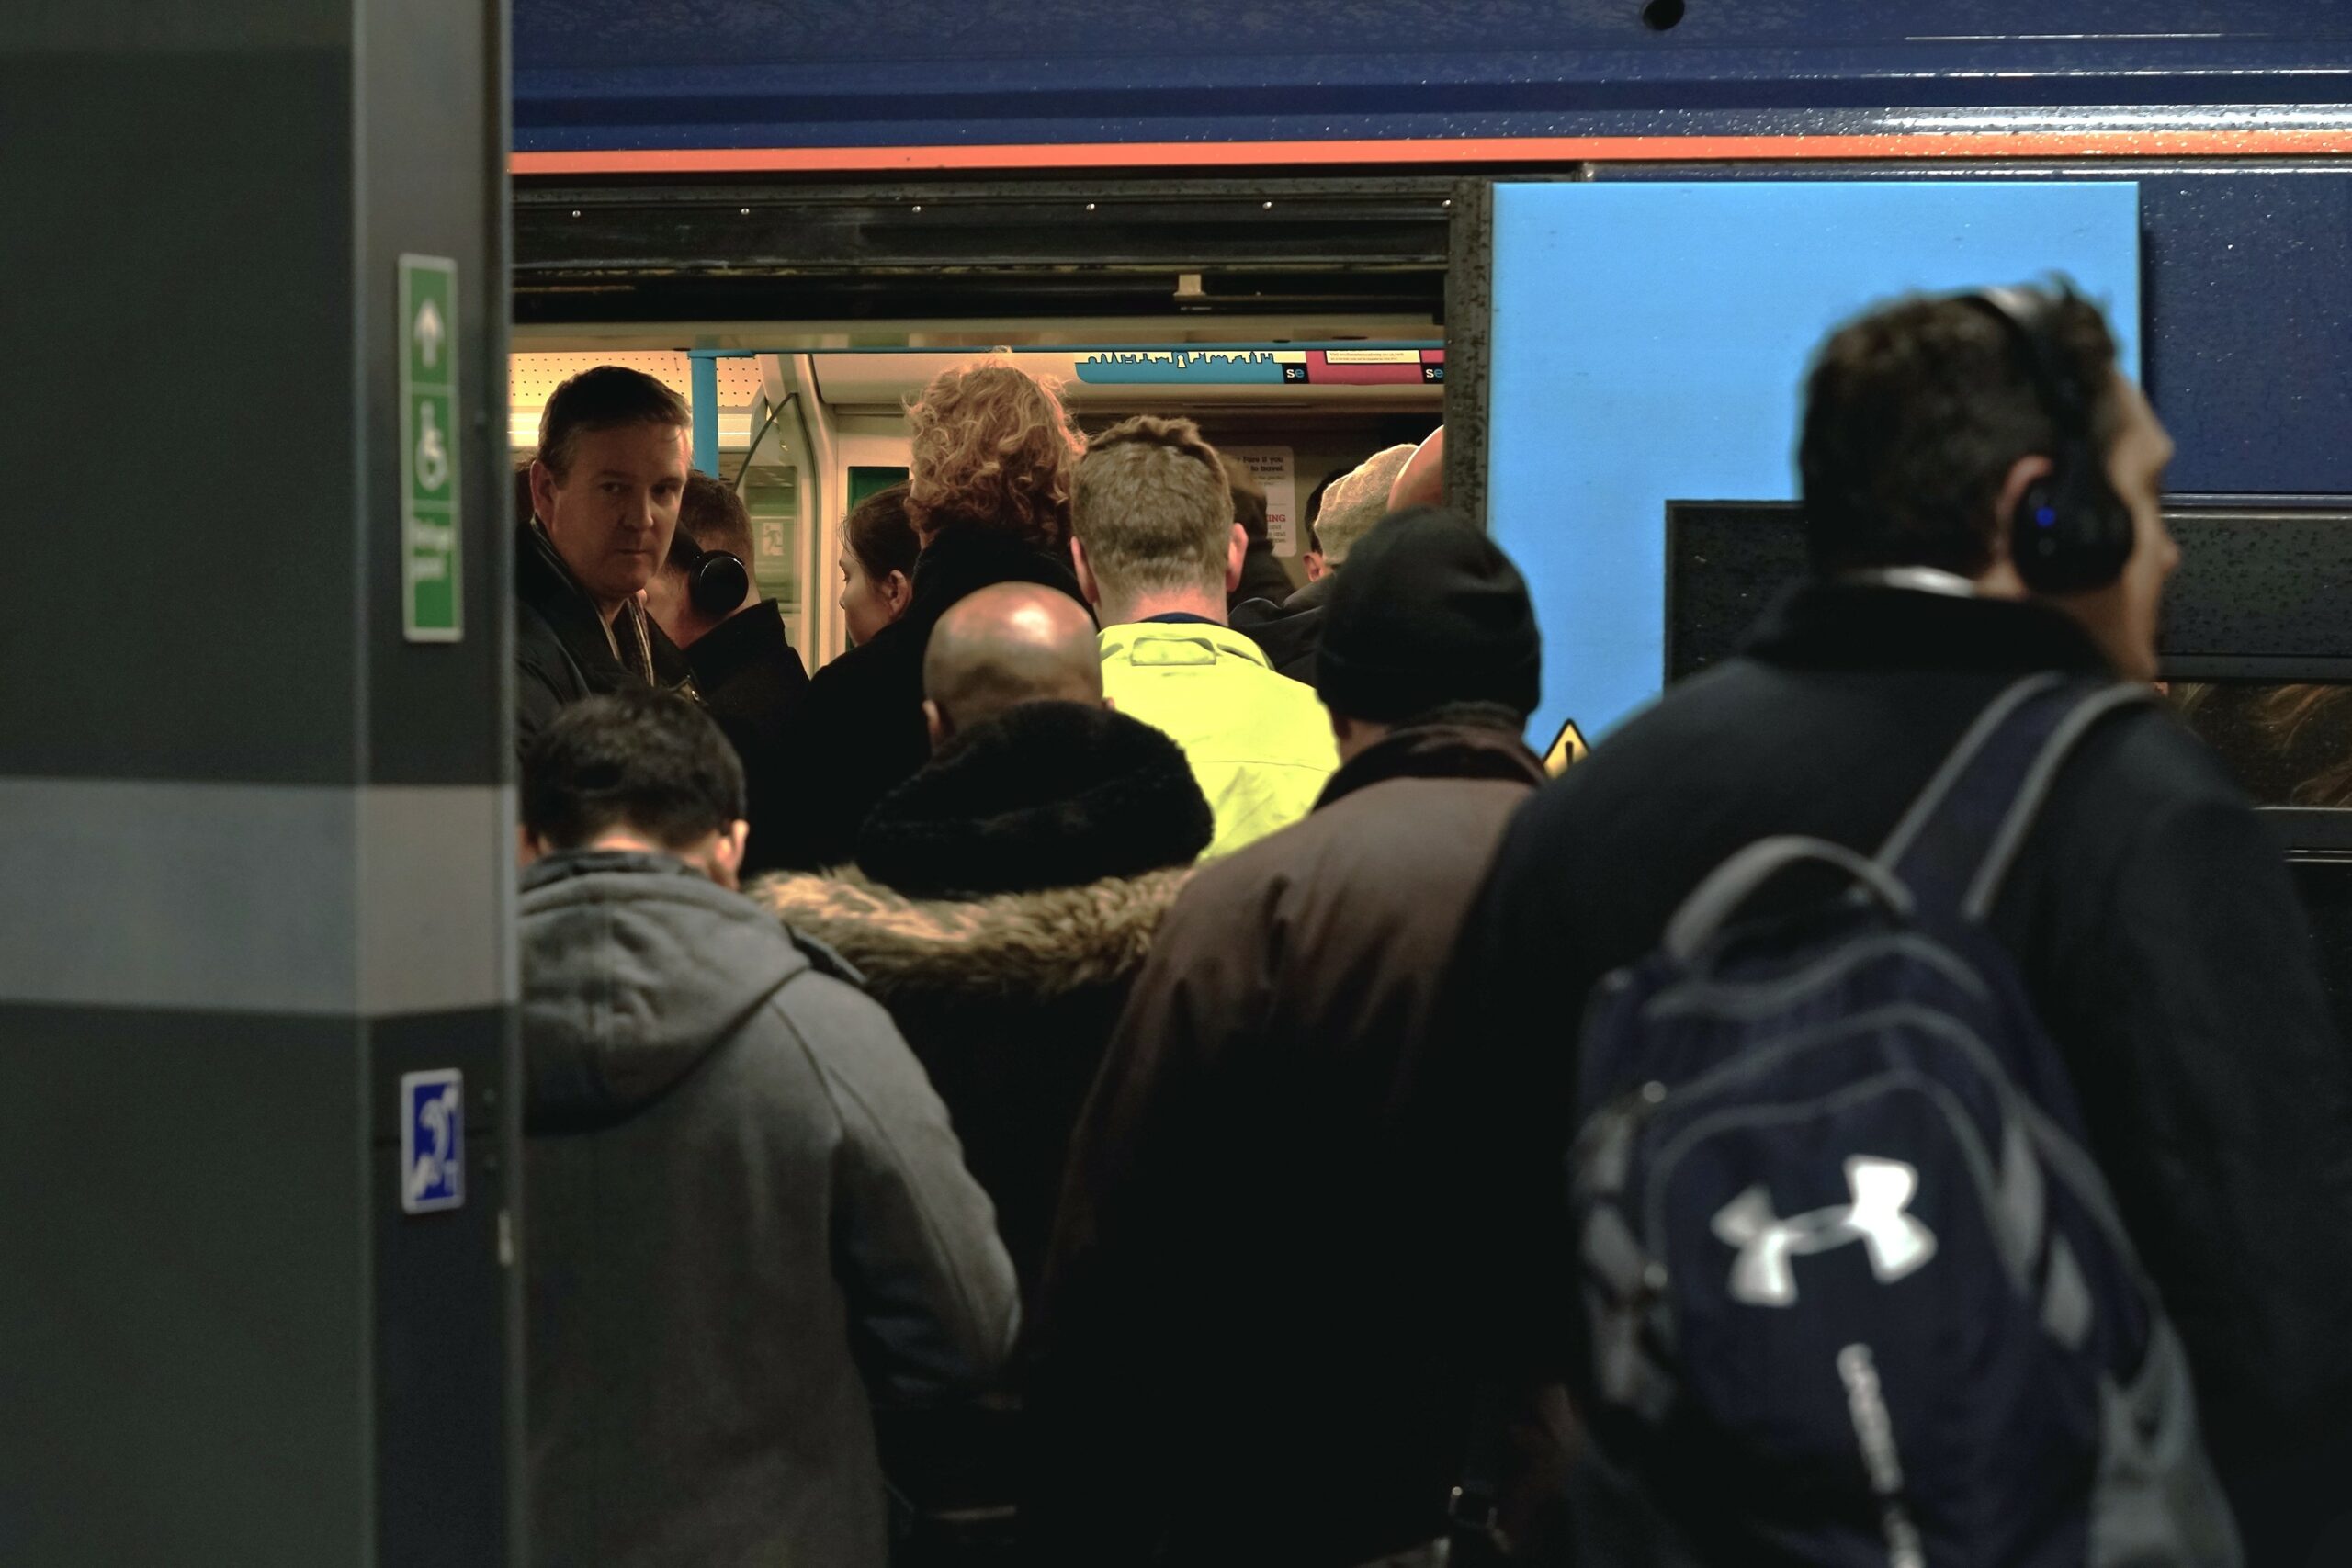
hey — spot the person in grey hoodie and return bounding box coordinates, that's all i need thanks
[518,689,1020,1568]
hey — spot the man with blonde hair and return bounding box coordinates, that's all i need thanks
[1070,415,1336,856]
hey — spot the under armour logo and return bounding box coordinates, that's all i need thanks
[1711,1156,1938,1307]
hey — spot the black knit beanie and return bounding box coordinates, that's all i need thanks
[1314,506,1542,724]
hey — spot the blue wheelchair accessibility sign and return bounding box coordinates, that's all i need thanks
[401,1068,465,1214]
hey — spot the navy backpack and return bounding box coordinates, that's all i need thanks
[1570,673,2240,1568]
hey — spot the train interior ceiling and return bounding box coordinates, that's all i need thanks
[510,320,1445,664]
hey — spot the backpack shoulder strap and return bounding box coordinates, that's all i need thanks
[1876,671,2154,921]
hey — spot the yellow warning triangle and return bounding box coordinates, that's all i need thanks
[1542,717,1589,778]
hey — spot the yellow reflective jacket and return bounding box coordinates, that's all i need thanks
[1097,620,1340,858]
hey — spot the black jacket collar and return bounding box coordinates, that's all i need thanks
[685,600,801,691]
[906,524,1089,631]
[1744,581,2117,677]
[516,521,697,692]
[857,701,1212,898]
[1317,717,1546,810]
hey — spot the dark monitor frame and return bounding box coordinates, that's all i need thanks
[1664,497,2352,852]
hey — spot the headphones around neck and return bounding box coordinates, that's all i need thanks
[672,533,752,619]
[1955,285,2135,595]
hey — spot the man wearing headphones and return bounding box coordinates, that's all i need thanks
[1456,285,2352,1562]
[646,473,810,875]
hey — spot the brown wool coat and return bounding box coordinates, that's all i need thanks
[1025,721,1559,1568]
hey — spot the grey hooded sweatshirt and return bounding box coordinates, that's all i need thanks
[520,849,1020,1568]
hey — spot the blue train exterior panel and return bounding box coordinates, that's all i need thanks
[514,0,2352,155]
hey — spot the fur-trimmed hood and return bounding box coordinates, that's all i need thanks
[750,864,1191,1004]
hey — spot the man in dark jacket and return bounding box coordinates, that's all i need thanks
[755,583,1213,1559]
[1026,509,1560,1567]
[519,690,1018,1568]
[757,582,1213,1298]
[514,367,699,758]
[644,473,811,875]
[1460,288,2352,1565]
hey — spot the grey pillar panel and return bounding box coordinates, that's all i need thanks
[364,0,513,789]
[2,2,514,1564]
[0,1008,368,1566]
[0,51,358,784]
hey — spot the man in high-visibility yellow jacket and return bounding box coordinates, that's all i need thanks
[1070,415,1338,858]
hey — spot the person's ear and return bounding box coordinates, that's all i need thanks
[1070,536,1103,608]
[1304,549,1326,583]
[516,824,544,868]
[1225,523,1247,593]
[529,460,560,532]
[1328,709,1351,748]
[883,569,913,618]
[923,699,950,751]
[707,820,750,891]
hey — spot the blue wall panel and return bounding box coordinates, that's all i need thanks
[1487,181,2141,745]
[1579,164,2352,504]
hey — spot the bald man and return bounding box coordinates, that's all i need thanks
[922,581,1106,749]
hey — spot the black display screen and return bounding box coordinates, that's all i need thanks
[1664,500,2352,682]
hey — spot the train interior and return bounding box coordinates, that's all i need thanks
[510,320,1445,666]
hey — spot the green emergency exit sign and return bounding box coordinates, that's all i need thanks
[401,254,461,641]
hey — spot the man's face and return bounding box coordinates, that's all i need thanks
[533,423,689,610]
[2058,374,2177,682]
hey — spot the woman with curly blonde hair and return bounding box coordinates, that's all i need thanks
[763,359,1094,871]
[905,361,1086,551]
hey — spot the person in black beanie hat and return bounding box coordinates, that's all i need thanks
[1027,505,1570,1568]
[1315,503,1544,736]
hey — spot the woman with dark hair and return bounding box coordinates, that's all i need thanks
[839,482,919,647]
[765,361,1093,870]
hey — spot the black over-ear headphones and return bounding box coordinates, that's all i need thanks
[672,533,752,618]
[1955,285,2135,595]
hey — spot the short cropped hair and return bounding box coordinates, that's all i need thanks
[844,482,921,583]
[1071,415,1235,604]
[522,690,746,852]
[1800,287,2122,578]
[905,362,1084,548]
[537,365,692,482]
[673,472,753,563]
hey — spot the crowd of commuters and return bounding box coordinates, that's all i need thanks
[510,288,2352,1568]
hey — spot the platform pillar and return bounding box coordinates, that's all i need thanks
[0,3,515,1563]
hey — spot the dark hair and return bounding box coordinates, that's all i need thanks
[1799,286,2121,578]
[514,462,537,525]
[673,472,753,564]
[1221,454,1269,543]
[844,482,920,583]
[537,365,692,481]
[521,690,746,852]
